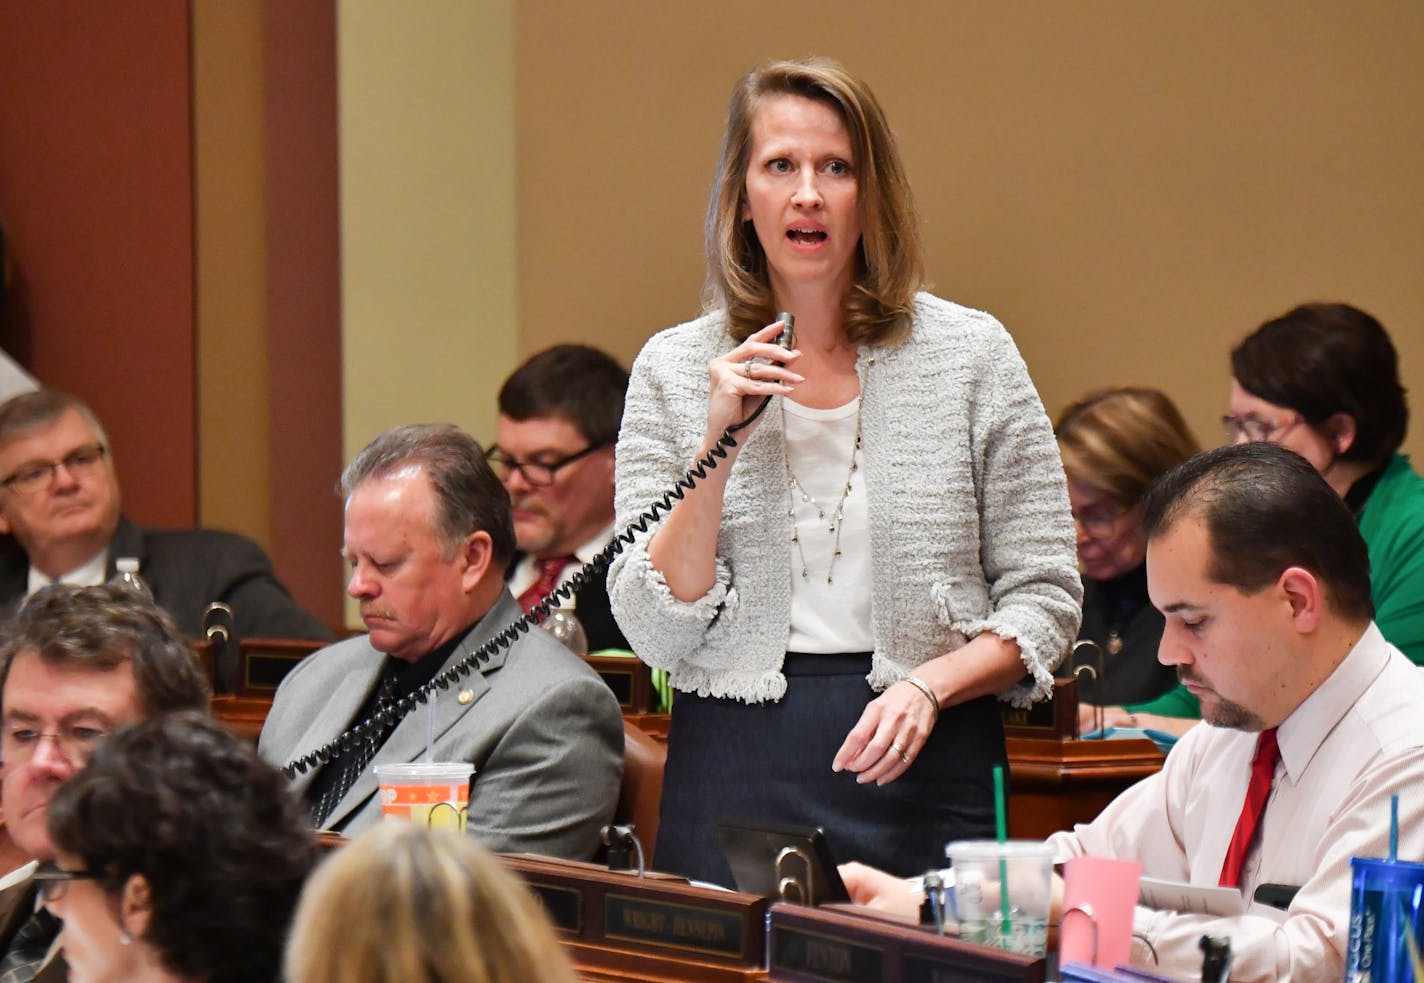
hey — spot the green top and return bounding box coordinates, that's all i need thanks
[1126,453,1424,719]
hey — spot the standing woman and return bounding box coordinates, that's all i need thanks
[608,57,1081,883]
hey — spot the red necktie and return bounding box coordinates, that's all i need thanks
[1219,727,1280,888]
[517,555,577,614]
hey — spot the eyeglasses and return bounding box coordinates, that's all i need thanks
[1072,502,1130,540]
[1,724,109,766]
[1221,413,1302,444]
[33,860,106,903]
[0,444,109,496]
[484,442,608,488]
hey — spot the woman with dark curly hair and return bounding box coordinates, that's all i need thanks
[39,711,316,983]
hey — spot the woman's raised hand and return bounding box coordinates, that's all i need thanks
[704,319,804,442]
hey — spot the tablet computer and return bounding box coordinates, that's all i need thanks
[714,819,849,905]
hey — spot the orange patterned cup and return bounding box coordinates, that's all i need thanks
[372,762,473,830]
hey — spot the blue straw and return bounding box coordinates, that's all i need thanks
[1389,793,1399,862]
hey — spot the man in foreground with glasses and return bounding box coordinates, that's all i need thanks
[0,390,330,646]
[0,583,211,982]
[489,345,630,651]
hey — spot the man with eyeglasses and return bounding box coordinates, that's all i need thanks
[0,583,210,982]
[489,345,630,651]
[0,390,330,646]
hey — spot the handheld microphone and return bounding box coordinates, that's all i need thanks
[774,311,795,351]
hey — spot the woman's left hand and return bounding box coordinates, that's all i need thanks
[832,679,937,786]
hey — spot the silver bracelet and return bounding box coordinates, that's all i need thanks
[903,675,940,723]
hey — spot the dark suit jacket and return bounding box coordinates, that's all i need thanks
[507,551,629,652]
[0,516,332,645]
[259,591,623,860]
[0,875,67,983]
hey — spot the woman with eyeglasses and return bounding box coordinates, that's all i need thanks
[39,711,316,983]
[1054,389,1200,712]
[1093,302,1424,734]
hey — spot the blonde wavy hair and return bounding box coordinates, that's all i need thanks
[285,824,577,983]
[1056,387,1201,510]
[704,56,924,345]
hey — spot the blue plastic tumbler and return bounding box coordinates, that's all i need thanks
[1344,857,1424,981]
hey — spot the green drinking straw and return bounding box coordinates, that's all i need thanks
[993,765,1011,941]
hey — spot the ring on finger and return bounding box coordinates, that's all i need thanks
[890,741,911,764]
[744,360,756,380]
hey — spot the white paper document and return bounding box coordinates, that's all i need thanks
[1138,876,1245,917]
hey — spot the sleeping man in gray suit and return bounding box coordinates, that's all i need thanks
[258,424,623,860]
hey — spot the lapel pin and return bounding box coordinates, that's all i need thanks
[458,689,474,705]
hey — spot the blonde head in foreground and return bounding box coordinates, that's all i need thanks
[285,823,577,983]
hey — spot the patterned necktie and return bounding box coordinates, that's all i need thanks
[0,906,60,983]
[1219,727,1281,888]
[308,673,401,829]
[517,555,577,614]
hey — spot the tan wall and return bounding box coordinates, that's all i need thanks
[338,0,517,624]
[193,1,271,538]
[338,0,518,458]
[515,2,1424,461]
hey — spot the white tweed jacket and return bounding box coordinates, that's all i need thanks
[608,292,1082,707]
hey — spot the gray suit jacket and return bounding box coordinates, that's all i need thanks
[258,591,623,860]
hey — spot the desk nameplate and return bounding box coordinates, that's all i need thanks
[501,854,768,970]
[528,882,583,934]
[768,903,1045,983]
[605,893,749,959]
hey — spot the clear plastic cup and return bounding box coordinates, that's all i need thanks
[945,839,1055,956]
[1345,856,1424,981]
[372,762,473,830]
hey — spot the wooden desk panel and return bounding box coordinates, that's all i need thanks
[1006,736,1164,839]
[209,695,275,742]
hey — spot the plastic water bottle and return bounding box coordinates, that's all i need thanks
[542,609,588,657]
[108,557,153,599]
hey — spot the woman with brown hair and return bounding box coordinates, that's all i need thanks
[608,56,1080,884]
[1056,387,1200,707]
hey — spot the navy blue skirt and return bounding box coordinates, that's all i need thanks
[654,653,1007,886]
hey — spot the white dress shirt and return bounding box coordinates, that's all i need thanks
[1048,623,1424,982]
[25,547,107,596]
[507,523,614,606]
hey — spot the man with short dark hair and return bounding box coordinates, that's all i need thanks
[0,389,331,645]
[258,424,622,858]
[844,444,1424,980]
[488,345,630,651]
[0,583,212,982]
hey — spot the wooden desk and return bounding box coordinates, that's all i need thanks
[503,855,769,982]
[210,695,275,742]
[1006,735,1164,839]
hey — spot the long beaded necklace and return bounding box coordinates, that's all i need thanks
[782,395,864,584]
